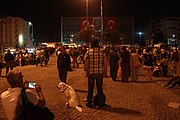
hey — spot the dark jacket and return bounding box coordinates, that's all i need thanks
[143,53,154,66]
[4,53,14,62]
[109,52,119,66]
[57,53,71,69]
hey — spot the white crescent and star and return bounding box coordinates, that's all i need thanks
[83,20,89,26]
[108,20,115,27]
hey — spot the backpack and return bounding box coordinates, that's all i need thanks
[93,93,106,108]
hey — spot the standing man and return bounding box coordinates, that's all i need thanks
[72,48,79,68]
[109,47,120,81]
[120,47,131,83]
[4,49,15,76]
[130,48,142,82]
[44,47,49,66]
[35,48,41,66]
[84,39,106,108]
[57,46,71,83]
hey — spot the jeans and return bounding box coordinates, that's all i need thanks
[87,74,103,105]
[58,68,68,83]
[110,64,118,81]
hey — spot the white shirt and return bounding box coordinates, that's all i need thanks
[40,50,45,57]
[36,50,41,58]
[1,87,39,120]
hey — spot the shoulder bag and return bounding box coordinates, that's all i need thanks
[17,89,54,120]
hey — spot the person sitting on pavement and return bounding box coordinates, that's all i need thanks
[1,70,46,120]
[163,74,180,88]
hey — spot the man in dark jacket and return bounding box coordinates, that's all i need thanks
[109,47,120,81]
[120,47,130,83]
[4,50,14,76]
[57,47,71,83]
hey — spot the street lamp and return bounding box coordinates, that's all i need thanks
[138,32,143,43]
[70,34,74,43]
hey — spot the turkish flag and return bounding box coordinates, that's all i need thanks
[105,17,118,30]
[80,17,93,31]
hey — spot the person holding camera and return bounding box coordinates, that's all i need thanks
[1,70,46,120]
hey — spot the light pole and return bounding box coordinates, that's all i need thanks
[100,0,103,41]
[86,0,88,19]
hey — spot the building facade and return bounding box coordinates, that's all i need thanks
[151,17,180,46]
[61,17,134,44]
[0,16,34,49]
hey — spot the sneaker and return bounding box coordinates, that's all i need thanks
[86,103,93,108]
[167,85,173,89]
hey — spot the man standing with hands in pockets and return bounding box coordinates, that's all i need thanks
[84,38,107,108]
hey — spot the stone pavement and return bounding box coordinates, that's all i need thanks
[0,54,180,120]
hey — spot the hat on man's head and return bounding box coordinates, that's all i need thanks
[7,70,24,86]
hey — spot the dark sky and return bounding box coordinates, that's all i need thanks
[0,0,179,42]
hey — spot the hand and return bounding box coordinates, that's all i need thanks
[35,84,42,93]
[22,80,28,88]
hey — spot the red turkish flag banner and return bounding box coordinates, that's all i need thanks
[105,17,118,30]
[80,17,93,31]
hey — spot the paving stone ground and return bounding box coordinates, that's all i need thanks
[0,54,180,120]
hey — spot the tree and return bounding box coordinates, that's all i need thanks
[78,25,95,44]
[103,28,121,44]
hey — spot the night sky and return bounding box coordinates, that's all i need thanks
[0,0,179,42]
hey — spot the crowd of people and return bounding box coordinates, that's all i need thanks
[2,43,177,86]
[0,40,179,119]
[106,45,180,82]
[56,40,180,107]
[0,43,179,87]
[0,47,55,77]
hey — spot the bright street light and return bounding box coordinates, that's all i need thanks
[138,32,143,43]
[138,32,143,35]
